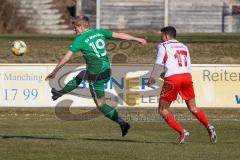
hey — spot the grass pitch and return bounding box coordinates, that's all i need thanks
[0,33,240,159]
[0,109,239,160]
[0,33,240,64]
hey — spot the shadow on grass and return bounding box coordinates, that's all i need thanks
[0,135,66,141]
[81,137,176,144]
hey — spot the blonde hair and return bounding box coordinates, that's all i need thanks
[72,16,90,28]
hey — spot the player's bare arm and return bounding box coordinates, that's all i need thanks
[45,50,73,80]
[112,32,147,45]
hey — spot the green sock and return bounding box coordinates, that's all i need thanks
[62,77,82,93]
[100,104,120,123]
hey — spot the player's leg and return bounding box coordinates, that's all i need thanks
[180,74,217,143]
[159,99,183,134]
[179,74,208,126]
[160,77,190,144]
[185,99,217,143]
[89,80,130,136]
[159,99,189,144]
[51,70,87,100]
[185,98,209,127]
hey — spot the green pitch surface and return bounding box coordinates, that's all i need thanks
[0,33,240,64]
[0,109,239,160]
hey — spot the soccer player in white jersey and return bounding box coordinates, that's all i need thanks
[147,26,217,144]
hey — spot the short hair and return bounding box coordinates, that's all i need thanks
[72,15,90,28]
[161,26,177,38]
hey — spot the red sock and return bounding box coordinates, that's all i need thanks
[194,110,209,127]
[163,113,184,135]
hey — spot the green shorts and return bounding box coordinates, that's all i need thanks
[87,69,111,99]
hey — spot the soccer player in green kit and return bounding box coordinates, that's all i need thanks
[45,16,147,136]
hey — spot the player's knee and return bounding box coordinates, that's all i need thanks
[158,106,167,115]
[77,70,87,80]
[159,104,170,115]
[96,98,106,108]
[159,109,164,115]
[188,105,199,113]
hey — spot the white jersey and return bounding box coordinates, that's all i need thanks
[155,39,192,78]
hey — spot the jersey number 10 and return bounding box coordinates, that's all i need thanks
[174,50,188,67]
[89,39,107,57]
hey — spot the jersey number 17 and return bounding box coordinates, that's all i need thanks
[174,50,188,67]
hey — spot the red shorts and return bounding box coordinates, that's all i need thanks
[160,73,195,102]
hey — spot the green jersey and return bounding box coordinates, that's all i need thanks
[69,29,113,74]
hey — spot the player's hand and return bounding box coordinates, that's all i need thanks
[137,38,147,45]
[160,72,165,79]
[147,77,155,87]
[45,72,56,81]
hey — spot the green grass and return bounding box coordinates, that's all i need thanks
[0,33,240,64]
[0,108,240,160]
[1,32,240,43]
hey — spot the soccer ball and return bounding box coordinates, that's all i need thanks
[11,40,27,56]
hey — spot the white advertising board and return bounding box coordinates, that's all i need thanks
[0,64,239,108]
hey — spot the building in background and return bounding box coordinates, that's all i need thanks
[77,0,240,33]
[2,0,240,34]
[224,0,240,32]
